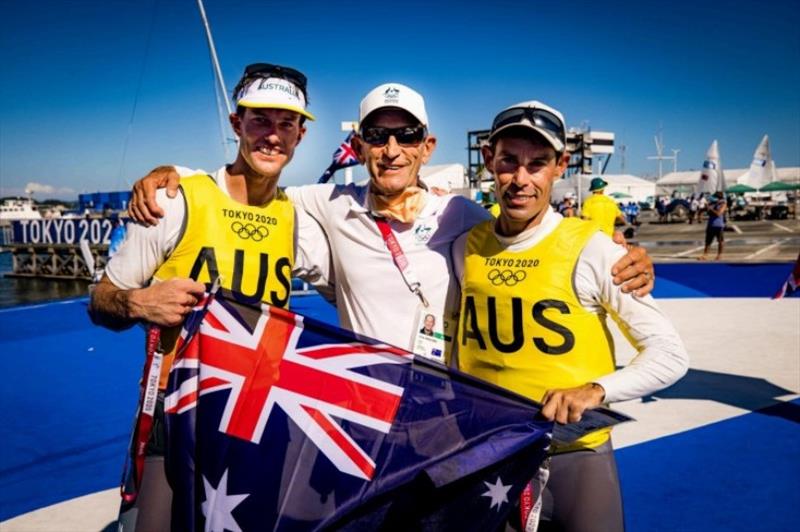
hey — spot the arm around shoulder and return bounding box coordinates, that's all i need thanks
[577,233,689,403]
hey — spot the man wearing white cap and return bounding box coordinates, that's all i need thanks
[129,84,655,364]
[89,63,330,531]
[454,101,687,531]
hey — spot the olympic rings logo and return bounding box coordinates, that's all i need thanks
[487,268,527,286]
[231,221,269,241]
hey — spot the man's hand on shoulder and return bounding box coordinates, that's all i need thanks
[610,233,654,297]
[130,166,182,226]
[540,383,606,424]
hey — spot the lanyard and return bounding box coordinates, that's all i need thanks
[120,276,222,505]
[373,217,429,307]
[121,324,163,504]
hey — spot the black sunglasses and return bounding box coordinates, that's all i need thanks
[359,125,427,146]
[491,107,565,145]
[243,63,308,92]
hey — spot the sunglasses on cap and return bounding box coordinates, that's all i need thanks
[359,125,427,146]
[243,63,308,92]
[491,107,565,146]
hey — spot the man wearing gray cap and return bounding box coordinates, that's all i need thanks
[454,101,688,531]
[130,84,655,364]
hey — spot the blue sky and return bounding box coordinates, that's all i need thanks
[1,0,798,199]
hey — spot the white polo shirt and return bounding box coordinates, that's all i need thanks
[286,183,491,350]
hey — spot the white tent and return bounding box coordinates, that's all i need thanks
[657,169,746,193]
[418,164,467,192]
[658,167,798,195]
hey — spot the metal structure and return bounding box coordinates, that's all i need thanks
[467,129,492,188]
[467,127,616,201]
[6,244,108,280]
[647,129,680,178]
[565,129,615,177]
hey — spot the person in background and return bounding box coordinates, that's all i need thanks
[557,191,576,217]
[689,194,699,224]
[701,191,727,261]
[697,193,708,222]
[629,200,640,225]
[581,177,626,237]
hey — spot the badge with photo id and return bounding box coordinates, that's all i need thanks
[411,304,453,364]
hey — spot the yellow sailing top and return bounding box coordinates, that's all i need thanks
[153,173,295,388]
[581,193,622,236]
[457,217,615,451]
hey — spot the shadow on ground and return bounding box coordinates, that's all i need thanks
[642,367,799,423]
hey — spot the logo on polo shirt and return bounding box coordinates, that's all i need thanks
[414,223,433,243]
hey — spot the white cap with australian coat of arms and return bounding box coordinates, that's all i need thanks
[359,83,429,127]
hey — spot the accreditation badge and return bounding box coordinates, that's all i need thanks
[411,304,453,364]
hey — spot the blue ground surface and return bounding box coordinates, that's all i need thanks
[652,262,799,298]
[0,262,797,525]
[617,399,800,532]
[0,296,338,520]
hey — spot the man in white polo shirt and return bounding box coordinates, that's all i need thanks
[128,83,654,363]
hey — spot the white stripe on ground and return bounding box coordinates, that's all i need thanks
[0,298,85,314]
[772,222,794,233]
[611,297,800,449]
[674,245,705,257]
[0,488,119,531]
[730,224,743,234]
[744,238,791,259]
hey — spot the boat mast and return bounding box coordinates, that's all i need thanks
[196,0,233,159]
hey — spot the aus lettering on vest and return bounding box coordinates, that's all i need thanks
[189,247,291,307]
[461,296,575,355]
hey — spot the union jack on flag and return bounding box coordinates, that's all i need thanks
[165,294,410,480]
[164,289,552,531]
[317,131,360,183]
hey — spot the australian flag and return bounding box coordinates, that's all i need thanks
[317,131,360,184]
[773,252,800,299]
[165,289,551,531]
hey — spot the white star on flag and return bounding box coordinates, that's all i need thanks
[481,476,512,511]
[202,469,249,532]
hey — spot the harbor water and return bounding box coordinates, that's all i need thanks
[0,252,89,308]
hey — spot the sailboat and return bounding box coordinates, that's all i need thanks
[736,135,777,190]
[696,140,726,194]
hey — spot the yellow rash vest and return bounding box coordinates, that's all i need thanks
[152,173,295,388]
[457,217,615,451]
